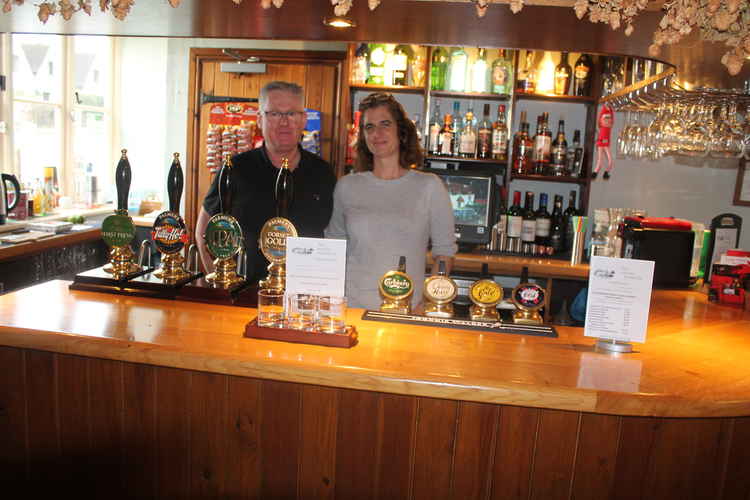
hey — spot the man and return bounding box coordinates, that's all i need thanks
[196,81,336,281]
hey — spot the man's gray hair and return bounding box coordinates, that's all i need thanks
[259,81,304,110]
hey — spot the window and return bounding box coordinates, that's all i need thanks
[9,34,115,209]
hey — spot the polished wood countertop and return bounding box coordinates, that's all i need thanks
[434,252,590,280]
[1,280,749,417]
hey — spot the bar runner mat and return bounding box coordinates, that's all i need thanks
[362,310,558,338]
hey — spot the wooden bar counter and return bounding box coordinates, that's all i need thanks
[1,280,749,499]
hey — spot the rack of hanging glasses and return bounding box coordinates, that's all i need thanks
[601,66,750,161]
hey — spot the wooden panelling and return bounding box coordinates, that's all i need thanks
[0,346,26,482]
[721,417,750,500]
[334,388,380,499]
[376,393,417,500]
[300,385,338,500]
[5,347,750,499]
[155,366,191,499]
[260,379,302,499]
[571,413,620,500]
[226,376,263,499]
[452,401,499,500]
[530,409,580,500]
[412,397,459,500]
[491,405,540,500]
[122,362,158,499]
[189,371,228,498]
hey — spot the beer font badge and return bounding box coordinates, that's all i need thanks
[379,271,413,300]
[470,279,502,307]
[259,217,298,264]
[151,212,188,254]
[424,275,457,304]
[512,283,546,311]
[205,214,243,260]
[101,214,136,248]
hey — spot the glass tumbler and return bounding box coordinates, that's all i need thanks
[286,293,319,331]
[257,289,285,328]
[318,296,347,334]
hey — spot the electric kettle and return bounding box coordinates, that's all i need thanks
[1,173,21,225]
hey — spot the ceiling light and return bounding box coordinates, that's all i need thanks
[323,16,356,28]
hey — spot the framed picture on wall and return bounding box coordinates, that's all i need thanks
[734,159,750,207]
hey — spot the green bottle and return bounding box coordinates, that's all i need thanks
[431,47,448,91]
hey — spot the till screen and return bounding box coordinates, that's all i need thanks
[439,175,491,227]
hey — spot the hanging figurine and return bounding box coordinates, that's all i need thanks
[591,104,614,180]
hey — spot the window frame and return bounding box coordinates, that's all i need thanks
[4,33,116,205]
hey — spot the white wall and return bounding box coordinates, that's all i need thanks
[589,110,750,250]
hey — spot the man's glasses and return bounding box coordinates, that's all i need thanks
[262,110,305,122]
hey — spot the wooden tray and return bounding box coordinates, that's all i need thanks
[244,318,358,348]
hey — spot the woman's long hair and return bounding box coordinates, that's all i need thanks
[354,92,424,172]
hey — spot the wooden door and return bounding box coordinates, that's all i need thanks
[185,48,347,236]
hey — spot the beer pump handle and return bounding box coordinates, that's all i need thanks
[115,149,132,213]
[167,153,184,214]
[218,154,233,215]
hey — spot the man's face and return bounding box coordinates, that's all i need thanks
[259,90,307,155]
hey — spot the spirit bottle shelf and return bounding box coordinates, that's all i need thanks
[425,155,507,166]
[510,173,588,185]
[350,83,425,94]
[514,93,596,104]
[430,90,511,101]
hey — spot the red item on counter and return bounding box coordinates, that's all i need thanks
[624,216,694,231]
[709,263,750,307]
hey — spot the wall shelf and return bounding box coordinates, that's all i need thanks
[350,83,425,94]
[514,93,596,104]
[510,173,589,185]
[430,90,511,101]
[425,155,506,167]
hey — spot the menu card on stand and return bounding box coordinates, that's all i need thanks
[284,236,346,297]
[584,256,655,353]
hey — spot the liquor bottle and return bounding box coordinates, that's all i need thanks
[352,43,369,84]
[392,44,411,86]
[383,44,396,86]
[520,191,537,254]
[506,190,523,253]
[447,46,468,92]
[532,114,551,175]
[33,178,45,216]
[451,101,462,157]
[368,43,386,85]
[563,190,579,251]
[568,130,584,177]
[490,187,508,252]
[573,53,593,97]
[534,193,552,255]
[550,120,568,176]
[428,102,442,156]
[439,114,455,157]
[491,104,508,161]
[512,121,532,175]
[477,104,493,159]
[459,108,477,158]
[275,157,294,218]
[491,49,512,95]
[549,194,565,254]
[601,57,615,97]
[471,48,489,93]
[524,51,537,93]
[431,47,448,91]
[554,52,572,95]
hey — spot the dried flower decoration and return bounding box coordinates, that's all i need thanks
[5,0,750,75]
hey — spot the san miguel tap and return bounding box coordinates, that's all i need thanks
[152,153,191,282]
[204,153,244,288]
[258,157,298,293]
[102,150,140,278]
[511,266,546,325]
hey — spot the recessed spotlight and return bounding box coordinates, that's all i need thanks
[323,16,356,28]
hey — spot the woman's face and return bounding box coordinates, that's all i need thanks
[362,105,400,161]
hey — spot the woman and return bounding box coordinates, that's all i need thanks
[325,92,456,310]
